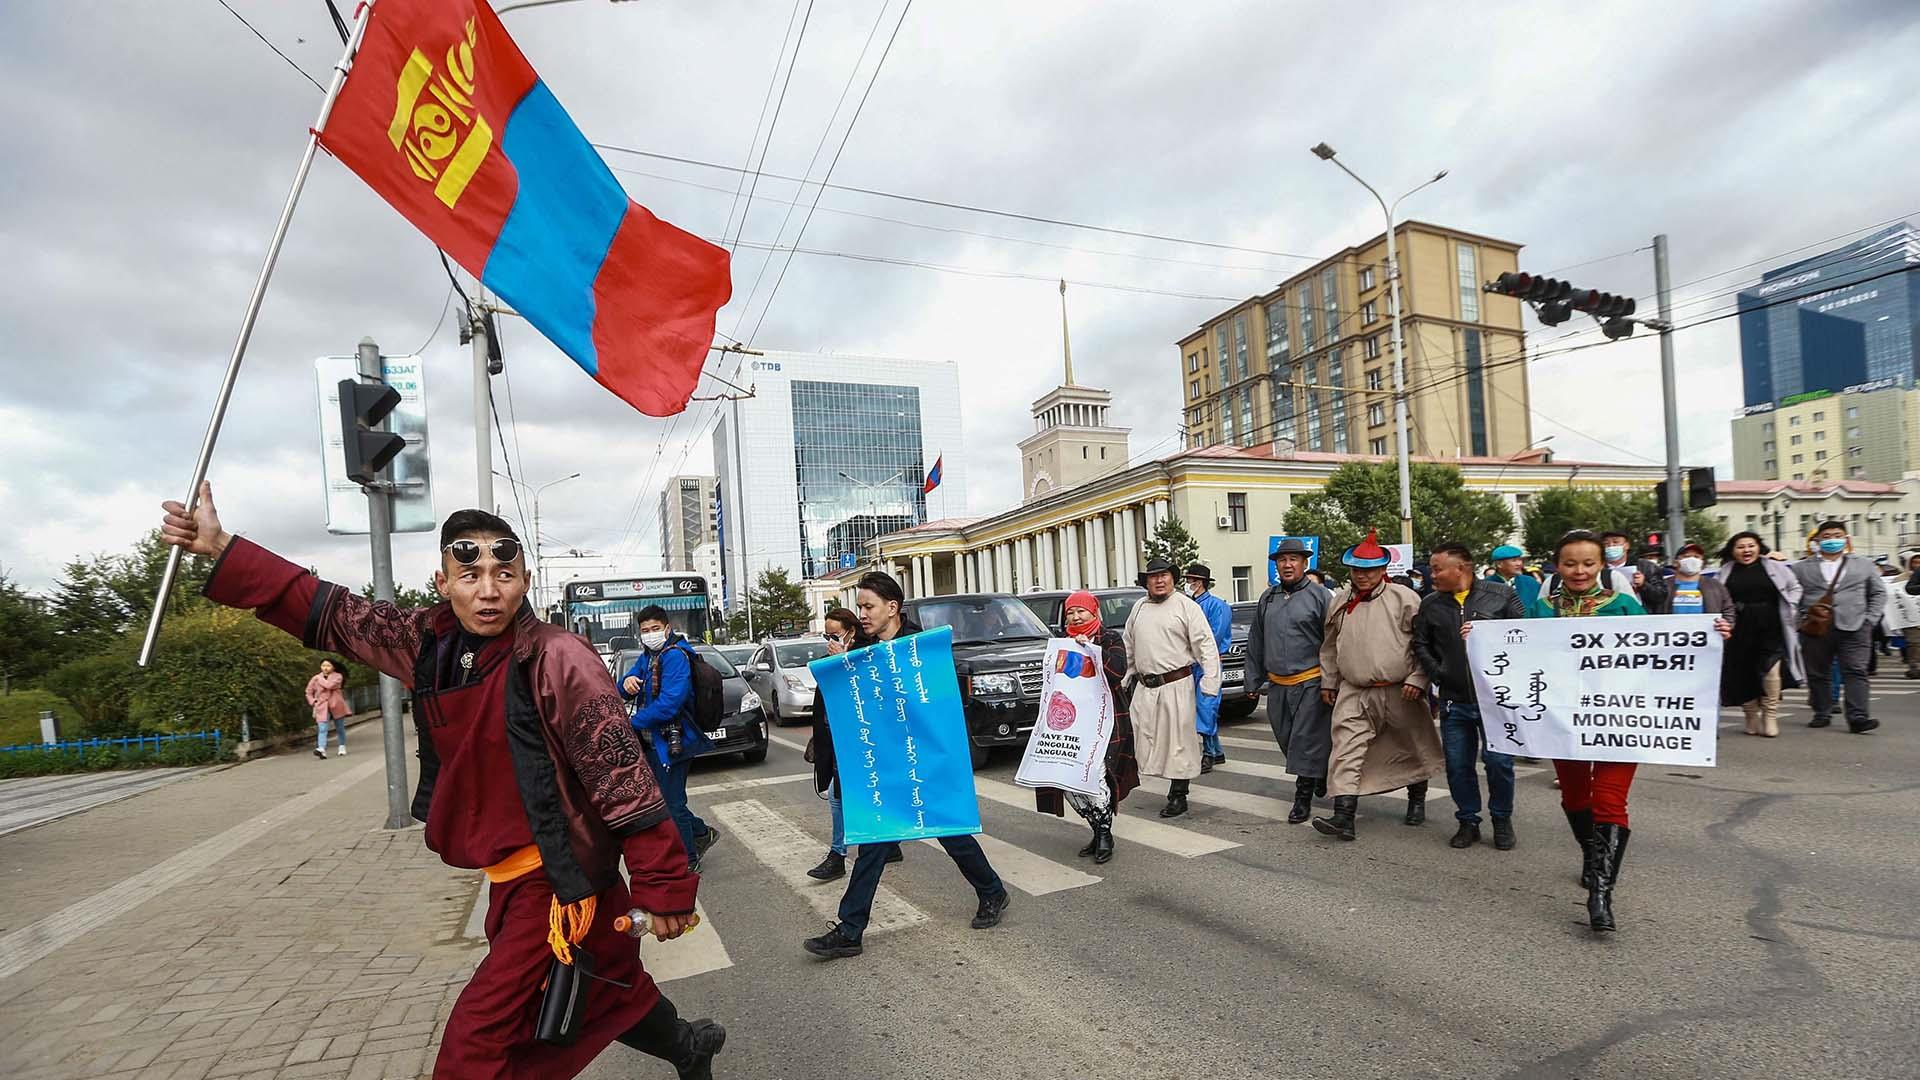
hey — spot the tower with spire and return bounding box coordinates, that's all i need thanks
[1018,281,1131,501]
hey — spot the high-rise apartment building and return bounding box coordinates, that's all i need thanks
[657,474,718,572]
[1738,221,1919,407]
[1176,221,1531,459]
[712,354,964,603]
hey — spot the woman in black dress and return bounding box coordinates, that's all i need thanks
[1717,532,1804,737]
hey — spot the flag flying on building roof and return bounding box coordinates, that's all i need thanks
[316,0,731,417]
[923,454,943,494]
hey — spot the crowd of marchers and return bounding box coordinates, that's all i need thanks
[158,483,1898,1079]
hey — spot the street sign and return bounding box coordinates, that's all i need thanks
[315,354,434,534]
[1268,535,1320,583]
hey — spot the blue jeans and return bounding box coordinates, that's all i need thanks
[828,782,846,856]
[837,835,1002,941]
[1440,702,1514,825]
[648,754,709,858]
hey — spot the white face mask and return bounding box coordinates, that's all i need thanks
[1603,546,1626,563]
[640,630,668,651]
[1676,556,1704,576]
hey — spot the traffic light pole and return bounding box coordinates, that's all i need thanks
[356,337,413,831]
[1654,234,1686,551]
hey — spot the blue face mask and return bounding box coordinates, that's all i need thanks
[1818,538,1848,555]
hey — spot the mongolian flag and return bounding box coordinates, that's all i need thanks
[922,454,943,494]
[316,0,731,417]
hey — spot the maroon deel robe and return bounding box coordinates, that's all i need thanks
[204,538,696,1079]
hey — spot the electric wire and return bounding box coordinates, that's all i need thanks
[216,0,325,92]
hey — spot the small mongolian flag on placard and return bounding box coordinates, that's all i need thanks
[316,0,731,417]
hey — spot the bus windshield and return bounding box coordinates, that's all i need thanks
[562,576,712,652]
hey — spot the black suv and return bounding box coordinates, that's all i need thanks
[1018,587,1145,636]
[900,593,1052,769]
[1222,601,1259,720]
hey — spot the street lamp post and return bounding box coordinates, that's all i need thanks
[494,469,580,610]
[1311,143,1447,550]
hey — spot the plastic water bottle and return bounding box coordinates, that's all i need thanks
[612,909,701,939]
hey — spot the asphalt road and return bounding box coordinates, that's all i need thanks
[580,678,1920,1080]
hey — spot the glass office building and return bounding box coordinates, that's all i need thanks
[713,355,964,602]
[1739,221,1920,407]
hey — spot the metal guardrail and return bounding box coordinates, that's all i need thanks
[0,731,224,755]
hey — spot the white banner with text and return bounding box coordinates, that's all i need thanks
[1466,615,1722,767]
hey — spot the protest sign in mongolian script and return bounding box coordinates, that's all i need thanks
[1013,639,1115,797]
[1884,590,1920,632]
[809,627,982,845]
[1466,615,1723,767]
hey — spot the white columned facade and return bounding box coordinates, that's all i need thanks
[916,556,931,597]
[1121,509,1140,579]
[996,544,1012,592]
[1062,523,1082,589]
[1098,511,1113,588]
[1016,536,1032,591]
[1037,532,1056,590]
[958,552,971,593]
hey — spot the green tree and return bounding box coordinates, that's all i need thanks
[723,568,812,641]
[0,571,61,691]
[1280,462,1517,582]
[360,578,441,609]
[1521,489,1727,561]
[1142,514,1201,573]
[51,531,213,656]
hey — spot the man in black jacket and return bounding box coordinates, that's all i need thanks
[1412,543,1524,851]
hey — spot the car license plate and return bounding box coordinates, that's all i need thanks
[711,727,728,740]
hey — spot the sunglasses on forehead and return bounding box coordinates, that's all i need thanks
[442,537,523,565]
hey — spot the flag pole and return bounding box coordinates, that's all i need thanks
[137,2,376,666]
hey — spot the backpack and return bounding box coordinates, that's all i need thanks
[654,642,726,733]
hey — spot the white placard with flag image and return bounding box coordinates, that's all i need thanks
[1014,639,1115,797]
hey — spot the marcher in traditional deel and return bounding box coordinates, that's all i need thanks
[1245,538,1333,824]
[1312,530,1444,842]
[1184,563,1233,773]
[1034,591,1139,863]
[1123,558,1224,819]
[159,486,724,1079]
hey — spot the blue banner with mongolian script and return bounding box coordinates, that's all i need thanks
[809,627,982,845]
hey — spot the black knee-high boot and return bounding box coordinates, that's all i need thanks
[1287,775,1316,824]
[1587,823,1630,932]
[1160,778,1190,818]
[618,997,728,1080]
[1564,807,1595,889]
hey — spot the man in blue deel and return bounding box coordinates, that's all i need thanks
[622,605,720,871]
[1185,564,1234,773]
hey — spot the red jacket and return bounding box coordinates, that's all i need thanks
[205,537,695,913]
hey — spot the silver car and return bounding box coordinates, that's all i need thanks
[743,637,834,726]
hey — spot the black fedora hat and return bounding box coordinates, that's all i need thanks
[1136,557,1177,588]
[1183,563,1214,585]
[1270,538,1313,561]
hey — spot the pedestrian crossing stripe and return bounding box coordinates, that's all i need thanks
[969,776,1239,858]
[708,798,930,936]
[922,832,1100,895]
[638,899,732,983]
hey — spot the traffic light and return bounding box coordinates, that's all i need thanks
[338,378,405,486]
[1655,467,1719,516]
[1487,272,1640,336]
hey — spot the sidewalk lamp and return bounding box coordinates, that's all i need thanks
[1311,142,1447,549]
[494,469,580,607]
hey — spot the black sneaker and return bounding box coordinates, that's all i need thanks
[1491,817,1517,851]
[806,852,845,881]
[803,923,863,959]
[1449,822,1481,848]
[1849,718,1882,734]
[884,845,904,864]
[970,889,1010,929]
[1808,716,1832,728]
[1199,757,1214,774]
[695,826,720,857]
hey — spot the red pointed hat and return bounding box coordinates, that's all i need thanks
[1341,528,1392,569]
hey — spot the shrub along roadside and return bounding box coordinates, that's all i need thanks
[0,737,226,779]
[0,689,75,746]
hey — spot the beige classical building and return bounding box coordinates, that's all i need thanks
[1177,221,1531,460]
[1728,381,1920,484]
[1710,478,1920,560]
[828,443,1672,609]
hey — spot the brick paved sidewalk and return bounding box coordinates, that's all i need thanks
[0,745,483,1080]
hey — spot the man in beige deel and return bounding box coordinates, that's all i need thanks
[1123,558,1224,819]
[1313,530,1445,841]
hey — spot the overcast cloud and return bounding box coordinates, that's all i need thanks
[3,0,1917,597]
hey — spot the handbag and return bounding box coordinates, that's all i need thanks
[1799,562,1841,637]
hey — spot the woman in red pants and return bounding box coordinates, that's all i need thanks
[1513,529,1726,931]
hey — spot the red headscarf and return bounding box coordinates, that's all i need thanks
[1063,590,1102,637]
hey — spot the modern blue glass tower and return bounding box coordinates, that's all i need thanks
[1739,222,1920,407]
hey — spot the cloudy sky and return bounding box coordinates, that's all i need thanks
[4,0,1917,597]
